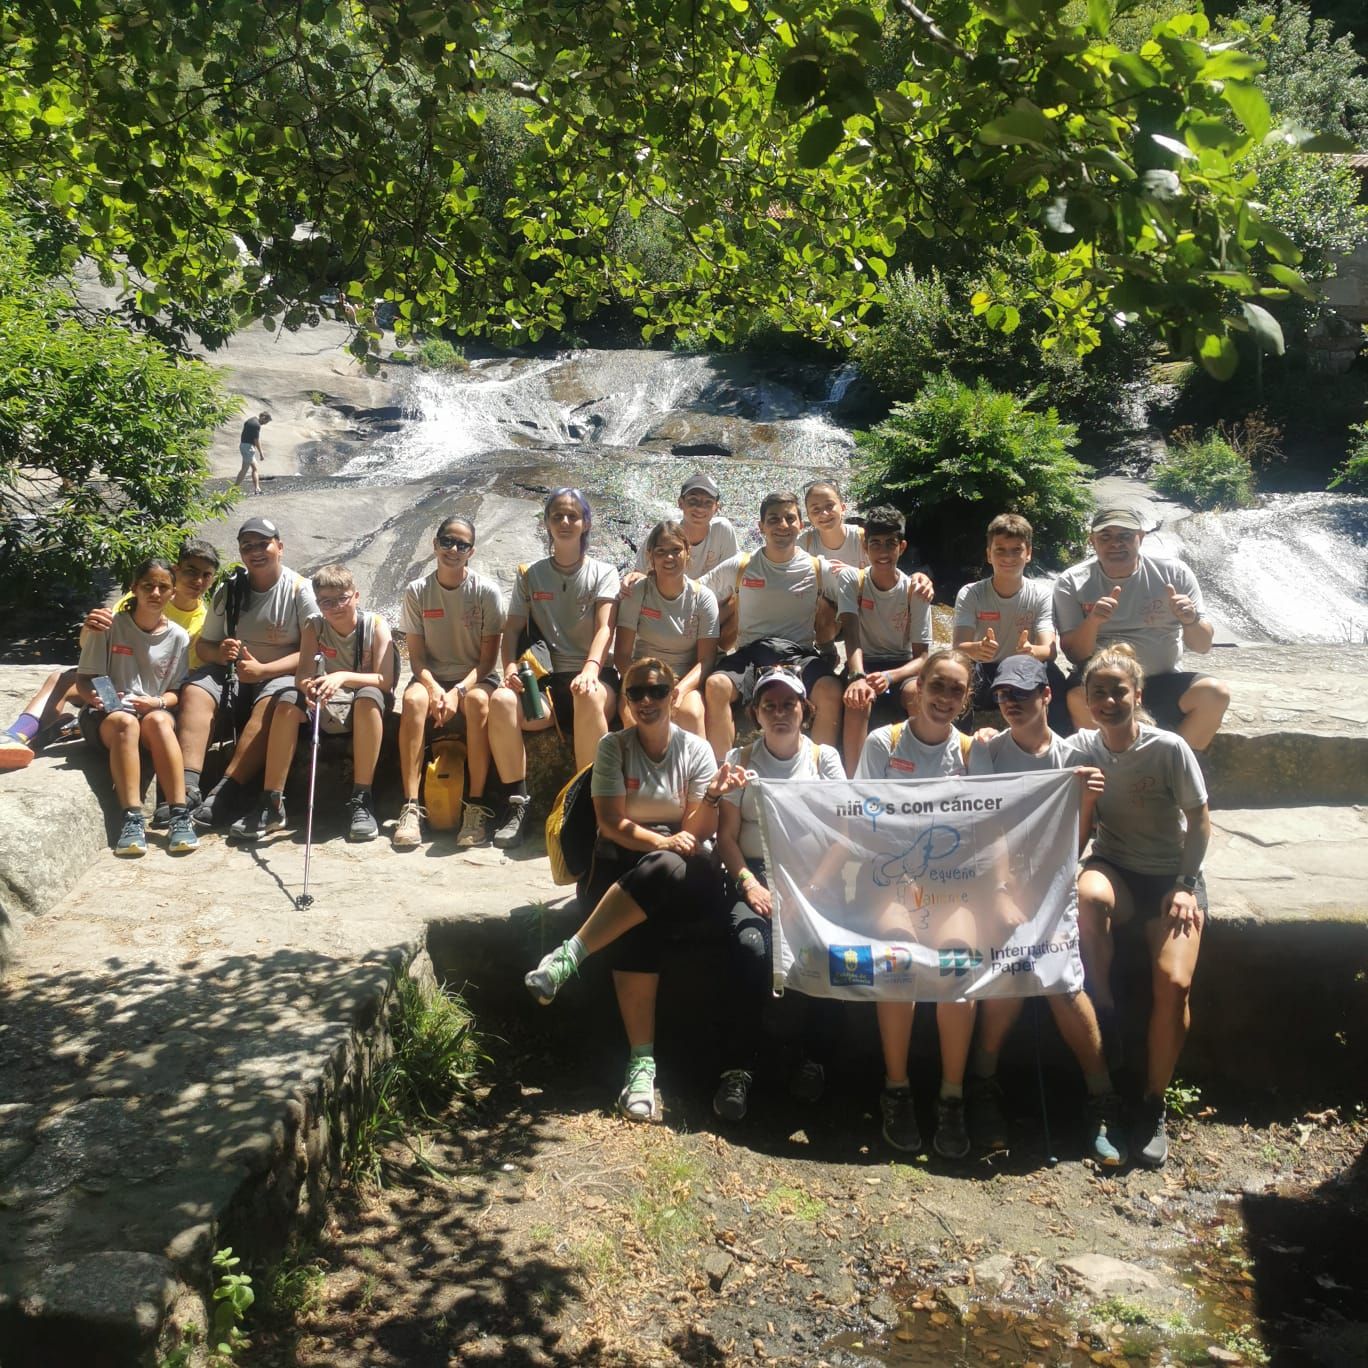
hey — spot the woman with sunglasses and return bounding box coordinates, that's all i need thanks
[614,520,719,740]
[393,514,505,849]
[488,488,620,848]
[713,665,846,1121]
[524,657,744,1122]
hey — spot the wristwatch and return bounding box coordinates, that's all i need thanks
[1174,874,1199,892]
[844,670,866,684]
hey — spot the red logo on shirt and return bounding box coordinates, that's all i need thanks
[321,646,338,658]
[640,607,662,620]
[111,644,133,656]
[977,611,1001,621]
[742,577,765,589]
[625,778,641,790]
[422,608,444,619]
[859,597,875,611]
[532,591,555,601]
[889,757,917,773]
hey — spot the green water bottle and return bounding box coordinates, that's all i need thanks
[518,659,546,720]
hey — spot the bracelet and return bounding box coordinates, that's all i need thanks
[737,868,756,884]
[845,671,866,685]
[704,791,723,806]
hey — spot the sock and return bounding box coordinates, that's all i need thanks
[511,779,529,799]
[124,806,142,821]
[184,768,201,793]
[6,714,40,743]
[940,1081,964,1101]
[883,1078,910,1092]
[970,1046,999,1080]
[564,934,587,968]
[169,804,188,818]
[265,789,284,809]
[630,1041,654,1061]
[352,783,372,799]
[1084,1070,1114,1097]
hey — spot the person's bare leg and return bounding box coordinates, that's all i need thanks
[462,687,492,795]
[1048,989,1109,1077]
[101,712,142,809]
[1076,868,1120,1010]
[876,1001,916,1085]
[573,685,613,771]
[613,970,659,1051]
[487,686,531,784]
[672,691,705,739]
[704,672,737,760]
[397,683,430,801]
[842,700,872,776]
[936,1001,976,1089]
[1144,917,1202,1097]
[809,676,842,749]
[1065,685,1091,734]
[1178,677,1230,752]
[261,703,305,792]
[351,696,383,787]
[176,682,218,774]
[976,996,1025,1058]
[574,884,649,955]
[140,711,186,805]
[222,697,273,782]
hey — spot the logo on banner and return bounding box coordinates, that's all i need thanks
[938,947,984,976]
[873,824,963,883]
[829,945,874,986]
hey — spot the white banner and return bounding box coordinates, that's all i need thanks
[755,770,1084,1002]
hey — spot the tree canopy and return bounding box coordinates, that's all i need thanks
[0,1,1354,375]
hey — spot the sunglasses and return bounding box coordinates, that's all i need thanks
[317,593,355,611]
[437,535,474,552]
[993,686,1043,703]
[626,683,672,703]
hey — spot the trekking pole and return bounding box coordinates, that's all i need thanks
[296,653,325,910]
[1032,996,1059,1168]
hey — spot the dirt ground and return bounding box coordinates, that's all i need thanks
[235,996,1367,1368]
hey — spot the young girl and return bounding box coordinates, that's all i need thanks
[488,488,620,847]
[614,521,719,739]
[76,558,196,857]
[798,480,865,569]
[1070,644,1210,1170]
[855,648,977,1159]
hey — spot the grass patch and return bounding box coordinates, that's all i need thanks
[1164,1077,1203,1120]
[758,1184,826,1222]
[261,1242,327,1321]
[629,1140,706,1266]
[346,972,486,1187]
[572,1232,626,1290]
[1093,1296,1153,1326]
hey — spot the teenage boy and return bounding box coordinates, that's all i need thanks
[231,564,396,843]
[1053,508,1229,750]
[1,539,220,777]
[633,473,739,576]
[964,655,1126,1166]
[953,514,1067,730]
[840,504,933,775]
[234,411,271,495]
[182,516,321,828]
[702,491,851,756]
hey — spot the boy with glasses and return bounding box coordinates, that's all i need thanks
[964,655,1125,1165]
[231,564,396,842]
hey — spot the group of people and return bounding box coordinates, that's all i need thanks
[0,472,1226,1169]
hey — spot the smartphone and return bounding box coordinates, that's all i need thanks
[92,675,122,711]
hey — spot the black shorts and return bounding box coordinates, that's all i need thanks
[713,643,836,700]
[542,666,620,731]
[1065,666,1205,733]
[1081,857,1209,923]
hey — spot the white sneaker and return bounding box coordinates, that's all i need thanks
[393,800,424,848]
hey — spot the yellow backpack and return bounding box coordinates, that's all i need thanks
[423,737,466,830]
[887,722,973,766]
[546,763,596,886]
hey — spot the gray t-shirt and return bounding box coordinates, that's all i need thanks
[634,517,739,576]
[200,568,320,665]
[798,523,865,568]
[704,550,840,649]
[400,569,504,682]
[509,557,620,674]
[79,611,190,705]
[954,577,1054,661]
[725,736,845,861]
[1066,725,1207,875]
[855,723,969,780]
[968,729,1076,775]
[616,576,720,675]
[1053,554,1205,675]
[847,567,934,661]
[591,725,717,827]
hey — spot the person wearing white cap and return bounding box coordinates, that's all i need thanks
[632,473,739,578]
[1052,507,1229,750]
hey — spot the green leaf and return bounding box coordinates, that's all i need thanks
[1138,169,1182,202]
[1151,134,1196,161]
[1241,301,1284,356]
[1220,81,1270,142]
[830,8,883,45]
[1184,115,1242,153]
[978,104,1056,149]
[876,89,917,124]
[1086,0,1113,37]
[797,117,844,168]
[1205,270,1257,294]
[1198,50,1263,82]
[1296,132,1357,154]
[1265,263,1315,300]
[775,58,823,108]
[1251,220,1302,266]
[1197,331,1238,381]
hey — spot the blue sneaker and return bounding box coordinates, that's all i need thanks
[166,808,200,855]
[1085,1092,1128,1167]
[114,811,146,858]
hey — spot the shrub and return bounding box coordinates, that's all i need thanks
[1328,422,1368,494]
[414,337,467,371]
[851,373,1090,576]
[1153,429,1256,510]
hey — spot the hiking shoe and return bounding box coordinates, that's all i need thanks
[1084,1092,1128,1168]
[347,792,379,842]
[456,801,494,849]
[880,1086,921,1153]
[1135,1095,1169,1169]
[114,811,146,858]
[619,1055,661,1123]
[166,808,200,854]
[788,1057,825,1104]
[713,1069,753,1122]
[393,800,424,848]
[150,801,170,829]
[492,795,531,849]
[966,1075,1010,1153]
[230,799,286,843]
[525,942,580,1005]
[933,1095,971,1160]
[0,735,34,770]
[191,783,239,830]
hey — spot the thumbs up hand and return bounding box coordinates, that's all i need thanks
[1013,629,1031,655]
[964,626,998,662]
[1092,584,1123,621]
[1165,582,1197,625]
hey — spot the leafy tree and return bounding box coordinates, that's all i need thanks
[1153,428,1257,508]
[851,374,1091,578]
[0,213,236,606]
[0,1,1339,373]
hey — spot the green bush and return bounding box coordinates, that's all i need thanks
[1328,422,1368,494]
[414,337,467,371]
[1153,430,1256,510]
[851,373,1090,575]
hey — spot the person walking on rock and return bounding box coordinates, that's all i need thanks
[234,411,271,495]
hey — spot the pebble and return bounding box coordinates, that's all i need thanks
[704,1251,735,1291]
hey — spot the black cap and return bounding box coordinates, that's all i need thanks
[237,516,280,541]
